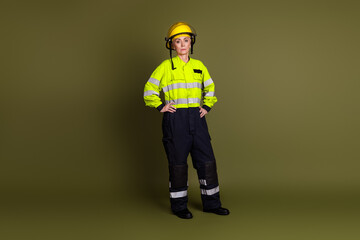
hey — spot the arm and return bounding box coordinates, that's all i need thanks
[143,62,177,113]
[202,65,218,113]
[144,64,165,111]
[144,77,163,111]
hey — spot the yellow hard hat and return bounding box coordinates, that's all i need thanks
[165,22,196,49]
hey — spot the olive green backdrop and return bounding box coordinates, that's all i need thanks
[1,0,359,239]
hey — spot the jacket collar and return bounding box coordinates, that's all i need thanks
[173,55,191,68]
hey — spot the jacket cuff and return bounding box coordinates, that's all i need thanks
[202,105,211,112]
[156,103,165,112]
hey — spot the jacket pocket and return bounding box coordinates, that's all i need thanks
[193,72,203,82]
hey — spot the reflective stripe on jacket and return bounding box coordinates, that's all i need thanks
[144,56,217,110]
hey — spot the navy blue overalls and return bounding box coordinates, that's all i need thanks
[162,107,222,212]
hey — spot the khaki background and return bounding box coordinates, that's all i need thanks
[1,0,359,239]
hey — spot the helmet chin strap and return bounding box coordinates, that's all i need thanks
[169,40,176,70]
[191,35,195,54]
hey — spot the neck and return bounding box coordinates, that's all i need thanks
[178,54,189,63]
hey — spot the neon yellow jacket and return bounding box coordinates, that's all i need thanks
[144,56,217,112]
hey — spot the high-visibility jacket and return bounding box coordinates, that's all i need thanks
[144,56,217,111]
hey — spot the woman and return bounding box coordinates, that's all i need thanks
[143,22,229,219]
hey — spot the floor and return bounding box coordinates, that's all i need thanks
[2,186,359,240]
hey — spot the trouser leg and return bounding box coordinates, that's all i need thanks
[162,111,193,212]
[168,164,188,212]
[190,111,222,210]
[196,160,221,210]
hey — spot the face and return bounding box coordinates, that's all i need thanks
[172,36,191,56]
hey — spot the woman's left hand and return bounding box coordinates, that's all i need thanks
[199,106,208,118]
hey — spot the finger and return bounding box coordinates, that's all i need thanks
[168,103,176,109]
[201,110,207,117]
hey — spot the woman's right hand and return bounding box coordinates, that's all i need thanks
[160,102,177,113]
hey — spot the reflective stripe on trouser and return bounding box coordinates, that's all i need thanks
[162,108,222,212]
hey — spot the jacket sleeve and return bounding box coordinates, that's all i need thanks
[144,63,164,111]
[202,64,218,111]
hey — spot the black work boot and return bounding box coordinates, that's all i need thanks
[173,208,193,219]
[203,207,230,215]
